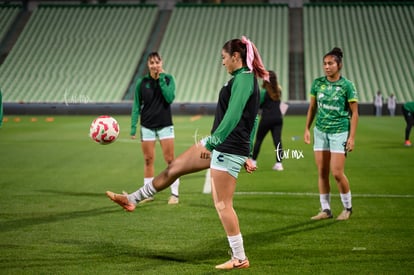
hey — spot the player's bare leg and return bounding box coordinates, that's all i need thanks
[106,143,210,209]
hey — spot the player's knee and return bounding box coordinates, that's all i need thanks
[144,156,154,166]
[214,200,226,212]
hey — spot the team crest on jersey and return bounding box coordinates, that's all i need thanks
[318,93,324,99]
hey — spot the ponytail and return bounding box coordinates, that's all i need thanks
[223,36,269,81]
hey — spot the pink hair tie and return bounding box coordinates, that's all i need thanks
[241,36,254,72]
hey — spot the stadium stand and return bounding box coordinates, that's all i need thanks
[303,2,414,103]
[158,4,289,103]
[1,1,413,116]
[0,4,158,103]
[0,5,21,43]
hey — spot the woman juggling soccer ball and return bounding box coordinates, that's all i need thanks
[107,36,269,269]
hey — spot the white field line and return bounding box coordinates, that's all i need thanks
[233,192,414,198]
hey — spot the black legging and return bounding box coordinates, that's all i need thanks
[252,118,283,162]
[402,106,414,140]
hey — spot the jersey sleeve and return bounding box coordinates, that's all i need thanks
[259,88,266,107]
[205,73,254,151]
[159,73,176,104]
[130,78,143,136]
[309,79,318,98]
[249,115,259,157]
[346,80,358,102]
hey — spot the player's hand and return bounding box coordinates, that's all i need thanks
[199,146,211,159]
[131,135,136,140]
[304,129,311,144]
[346,137,355,152]
[244,158,257,173]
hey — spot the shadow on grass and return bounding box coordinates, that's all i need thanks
[37,189,108,197]
[0,207,119,233]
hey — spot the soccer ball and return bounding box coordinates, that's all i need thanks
[89,115,120,145]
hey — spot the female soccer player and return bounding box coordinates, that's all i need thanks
[107,36,268,269]
[130,52,180,204]
[402,101,414,147]
[304,47,359,221]
[251,70,285,171]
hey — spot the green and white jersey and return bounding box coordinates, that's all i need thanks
[310,76,358,134]
[403,102,414,113]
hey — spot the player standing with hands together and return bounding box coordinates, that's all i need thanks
[130,52,180,204]
[304,47,359,221]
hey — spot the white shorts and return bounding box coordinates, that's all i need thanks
[141,125,174,141]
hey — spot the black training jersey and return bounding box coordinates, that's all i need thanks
[260,89,283,124]
[130,73,175,135]
[206,67,260,157]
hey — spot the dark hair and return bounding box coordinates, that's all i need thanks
[263,70,281,101]
[324,47,343,65]
[147,52,162,62]
[222,38,269,80]
[222,39,247,65]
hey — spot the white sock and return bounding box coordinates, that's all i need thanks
[320,193,331,210]
[128,181,157,204]
[170,178,180,197]
[143,177,153,186]
[340,191,352,209]
[227,233,246,260]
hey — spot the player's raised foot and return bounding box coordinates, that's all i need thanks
[215,257,249,270]
[138,197,154,204]
[106,191,136,212]
[168,195,179,205]
[336,208,352,221]
[311,209,333,220]
[404,140,412,147]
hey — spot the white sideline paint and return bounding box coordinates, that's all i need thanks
[233,191,414,198]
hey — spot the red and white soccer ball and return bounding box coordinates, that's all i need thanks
[89,115,120,145]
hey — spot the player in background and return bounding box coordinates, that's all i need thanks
[107,36,268,270]
[251,70,285,171]
[0,88,3,128]
[402,101,414,147]
[304,47,359,221]
[130,52,180,204]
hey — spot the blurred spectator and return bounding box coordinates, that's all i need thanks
[374,90,383,116]
[387,93,396,116]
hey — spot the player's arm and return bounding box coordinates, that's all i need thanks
[347,101,358,152]
[304,95,317,144]
[130,78,143,137]
[205,74,253,151]
[159,73,176,104]
[249,115,259,157]
[346,82,359,151]
[259,88,266,106]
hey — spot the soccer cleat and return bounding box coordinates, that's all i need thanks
[272,162,284,171]
[168,195,179,205]
[336,208,352,221]
[215,257,250,270]
[138,197,154,204]
[404,140,412,147]
[311,209,333,220]
[106,191,136,212]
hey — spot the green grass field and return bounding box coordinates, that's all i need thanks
[0,115,413,274]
